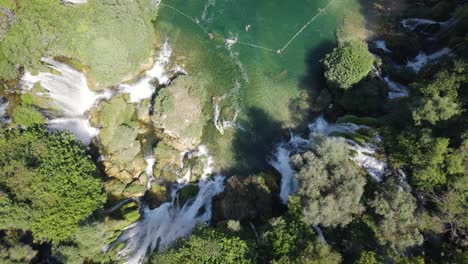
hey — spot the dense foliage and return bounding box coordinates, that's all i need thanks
[0,0,156,87]
[151,227,254,264]
[322,40,375,89]
[292,136,366,227]
[0,126,105,243]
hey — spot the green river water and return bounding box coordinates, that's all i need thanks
[154,0,360,173]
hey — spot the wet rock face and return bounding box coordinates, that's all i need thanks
[151,75,203,151]
[213,174,275,224]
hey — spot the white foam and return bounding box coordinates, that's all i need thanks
[384,77,409,99]
[406,48,451,72]
[22,58,111,117]
[145,155,156,190]
[0,97,9,123]
[120,40,173,103]
[104,175,225,264]
[47,118,99,145]
[401,18,446,31]
[374,40,391,53]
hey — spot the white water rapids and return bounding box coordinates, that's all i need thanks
[270,115,387,205]
[401,18,447,31]
[0,97,9,123]
[384,77,409,99]
[22,58,112,144]
[406,47,451,72]
[120,40,175,103]
[105,146,223,264]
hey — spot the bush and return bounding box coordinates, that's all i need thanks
[0,126,105,243]
[11,104,45,126]
[323,40,375,89]
[151,227,254,264]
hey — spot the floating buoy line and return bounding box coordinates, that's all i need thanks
[160,0,339,54]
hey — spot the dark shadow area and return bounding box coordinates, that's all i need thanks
[292,40,335,127]
[222,107,283,177]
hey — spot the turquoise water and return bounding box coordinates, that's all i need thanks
[154,0,359,172]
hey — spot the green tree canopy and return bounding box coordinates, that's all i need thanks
[369,179,423,251]
[323,40,375,89]
[292,136,366,227]
[390,129,462,190]
[0,126,105,243]
[151,227,254,264]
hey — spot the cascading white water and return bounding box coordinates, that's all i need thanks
[373,40,391,53]
[270,133,309,204]
[104,175,225,264]
[0,97,9,123]
[406,47,451,72]
[145,155,156,190]
[309,116,387,182]
[47,118,99,145]
[271,115,387,205]
[346,137,386,182]
[384,77,409,99]
[120,40,174,103]
[178,145,214,184]
[61,0,88,5]
[401,18,446,31]
[22,58,112,144]
[105,146,222,264]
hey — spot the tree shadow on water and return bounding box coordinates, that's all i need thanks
[223,107,283,176]
[289,40,336,128]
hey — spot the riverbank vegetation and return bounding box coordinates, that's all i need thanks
[0,0,467,263]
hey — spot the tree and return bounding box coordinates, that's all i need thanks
[390,129,462,190]
[0,126,105,243]
[369,179,423,251]
[412,96,460,125]
[151,227,254,264]
[292,136,366,227]
[272,238,341,264]
[323,40,375,89]
[355,251,382,264]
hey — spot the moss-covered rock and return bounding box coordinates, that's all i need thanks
[213,174,274,223]
[152,141,181,182]
[96,95,146,183]
[178,184,200,206]
[152,76,204,150]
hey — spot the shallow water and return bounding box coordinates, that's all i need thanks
[155,0,358,171]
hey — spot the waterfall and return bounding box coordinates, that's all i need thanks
[145,155,156,190]
[269,132,309,205]
[104,175,225,264]
[383,77,409,99]
[406,47,451,72]
[178,145,214,184]
[373,40,391,53]
[271,115,387,205]
[105,146,222,263]
[47,118,99,145]
[21,58,112,144]
[401,18,446,31]
[120,40,174,103]
[0,97,9,123]
[61,0,88,5]
[309,116,387,182]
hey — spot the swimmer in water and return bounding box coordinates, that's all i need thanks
[208,33,214,39]
[277,50,282,54]
[245,24,251,32]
